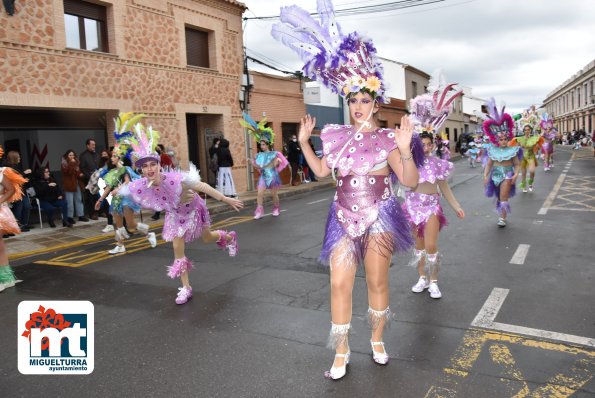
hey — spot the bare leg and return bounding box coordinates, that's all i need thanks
[0,237,7,265]
[364,234,392,350]
[123,207,137,232]
[328,240,357,369]
[499,180,512,220]
[271,188,280,207]
[171,237,191,287]
[414,230,426,278]
[256,187,265,207]
[423,216,440,281]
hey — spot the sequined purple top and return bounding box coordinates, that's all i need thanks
[322,125,398,176]
[418,156,453,184]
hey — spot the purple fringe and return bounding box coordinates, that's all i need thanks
[496,201,511,217]
[412,209,448,239]
[485,178,516,199]
[167,257,194,279]
[319,196,413,266]
[410,134,425,168]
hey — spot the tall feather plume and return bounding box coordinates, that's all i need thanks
[279,5,332,53]
[271,24,321,60]
[317,0,342,48]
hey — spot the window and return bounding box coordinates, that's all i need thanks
[64,0,108,52]
[411,81,417,97]
[186,27,210,68]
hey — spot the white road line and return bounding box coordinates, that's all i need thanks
[260,210,288,218]
[472,288,595,347]
[307,198,329,205]
[538,172,566,215]
[510,244,530,264]
[471,287,509,326]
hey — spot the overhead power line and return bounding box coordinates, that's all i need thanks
[244,0,445,20]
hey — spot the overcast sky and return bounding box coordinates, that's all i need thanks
[242,0,595,114]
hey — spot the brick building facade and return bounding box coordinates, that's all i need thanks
[0,0,250,190]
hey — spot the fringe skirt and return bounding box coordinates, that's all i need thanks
[319,196,413,267]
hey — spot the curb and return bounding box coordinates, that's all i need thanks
[8,180,336,261]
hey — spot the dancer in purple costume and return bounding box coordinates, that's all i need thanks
[273,0,423,379]
[482,98,521,227]
[405,73,465,299]
[122,117,243,305]
[540,113,557,171]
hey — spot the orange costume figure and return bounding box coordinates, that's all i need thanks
[0,145,28,292]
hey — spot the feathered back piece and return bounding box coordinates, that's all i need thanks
[114,112,160,167]
[482,97,514,146]
[409,71,463,135]
[518,105,539,132]
[272,0,388,103]
[239,112,275,145]
[540,112,554,130]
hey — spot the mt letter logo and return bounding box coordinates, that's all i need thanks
[18,301,94,375]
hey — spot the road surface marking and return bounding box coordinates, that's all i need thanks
[509,244,530,264]
[472,288,595,347]
[538,172,566,215]
[426,329,595,398]
[307,198,329,205]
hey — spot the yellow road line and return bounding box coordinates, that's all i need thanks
[428,328,595,398]
[32,215,253,267]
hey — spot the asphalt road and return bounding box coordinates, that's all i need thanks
[2,148,594,397]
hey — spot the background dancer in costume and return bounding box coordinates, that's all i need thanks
[240,113,289,219]
[0,145,28,292]
[123,117,243,305]
[510,108,543,193]
[435,131,451,161]
[467,141,480,168]
[95,114,156,254]
[273,1,422,380]
[540,113,557,171]
[482,98,521,227]
[405,75,465,299]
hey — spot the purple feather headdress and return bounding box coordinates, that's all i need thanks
[409,71,463,134]
[482,98,514,146]
[540,112,554,131]
[271,0,388,103]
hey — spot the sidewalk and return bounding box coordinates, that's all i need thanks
[5,178,335,260]
[5,153,478,260]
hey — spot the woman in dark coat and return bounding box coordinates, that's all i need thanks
[32,167,71,228]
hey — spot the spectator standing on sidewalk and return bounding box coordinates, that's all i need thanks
[79,139,99,220]
[4,150,32,232]
[86,149,115,232]
[151,144,174,220]
[215,138,237,197]
[61,149,89,224]
[287,134,302,186]
[32,167,71,228]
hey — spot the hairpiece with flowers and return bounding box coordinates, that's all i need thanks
[540,112,555,131]
[482,97,514,147]
[271,0,388,103]
[409,71,463,136]
[239,112,275,145]
[518,105,539,132]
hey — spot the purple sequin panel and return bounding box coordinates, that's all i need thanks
[418,156,454,184]
[334,174,391,238]
[321,125,398,176]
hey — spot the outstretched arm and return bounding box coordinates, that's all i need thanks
[298,115,331,178]
[438,179,464,218]
[187,180,243,212]
[0,182,15,204]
